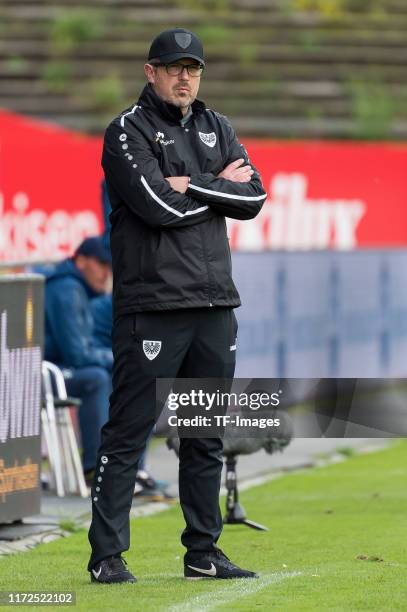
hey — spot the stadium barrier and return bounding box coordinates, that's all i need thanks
[0,274,43,522]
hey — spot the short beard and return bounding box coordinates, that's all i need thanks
[171,97,192,109]
[151,81,195,110]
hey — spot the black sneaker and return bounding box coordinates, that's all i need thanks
[90,555,136,584]
[184,550,258,580]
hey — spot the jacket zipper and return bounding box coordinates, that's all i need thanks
[199,224,214,307]
[183,120,213,307]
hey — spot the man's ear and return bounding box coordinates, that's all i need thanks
[144,63,156,84]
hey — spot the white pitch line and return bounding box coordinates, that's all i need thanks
[167,570,304,612]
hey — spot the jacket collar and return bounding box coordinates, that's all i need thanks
[138,83,206,125]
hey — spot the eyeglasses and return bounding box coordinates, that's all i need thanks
[151,62,204,77]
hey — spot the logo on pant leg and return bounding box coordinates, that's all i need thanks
[142,340,162,360]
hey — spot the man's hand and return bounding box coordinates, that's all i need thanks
[165,176,189,193]
[218,158,254,183]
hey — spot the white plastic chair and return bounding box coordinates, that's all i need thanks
[41,361,88,498]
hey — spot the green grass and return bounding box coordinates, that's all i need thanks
[1,441,407,611]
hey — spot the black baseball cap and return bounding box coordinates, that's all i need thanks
[74,236,111,264]
[148,28,205,65]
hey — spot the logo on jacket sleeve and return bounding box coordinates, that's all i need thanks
[199,132,217,148]
[143,340,162,360]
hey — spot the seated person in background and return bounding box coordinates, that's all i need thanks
[92,292,173,501]
[44,236,112,484]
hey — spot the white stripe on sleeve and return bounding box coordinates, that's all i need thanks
[120,104,141,128]
[140,176,209,218]
[188,183,267,201]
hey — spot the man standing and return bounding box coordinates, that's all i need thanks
[88,27,266,583]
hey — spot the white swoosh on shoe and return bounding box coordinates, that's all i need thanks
[92,567,102,579]
[187,562,217,576]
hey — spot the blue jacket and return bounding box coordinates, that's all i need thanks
[101,180,112,254]
[91,293,112,349]
[44,259,113,370]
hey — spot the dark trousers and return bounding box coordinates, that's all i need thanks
[87,307,237,570]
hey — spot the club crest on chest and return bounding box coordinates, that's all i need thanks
[199,132,217,148]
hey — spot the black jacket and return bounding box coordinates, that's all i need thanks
[103,84,266,316]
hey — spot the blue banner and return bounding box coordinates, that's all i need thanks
[233,251,407,378]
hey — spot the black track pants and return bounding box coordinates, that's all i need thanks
[87,307,237,570]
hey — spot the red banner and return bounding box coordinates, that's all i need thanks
[1,111,406,263]
[0,111,103,263]
[230,140,407,250]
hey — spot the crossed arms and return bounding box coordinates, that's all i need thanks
[102,115,267,229]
